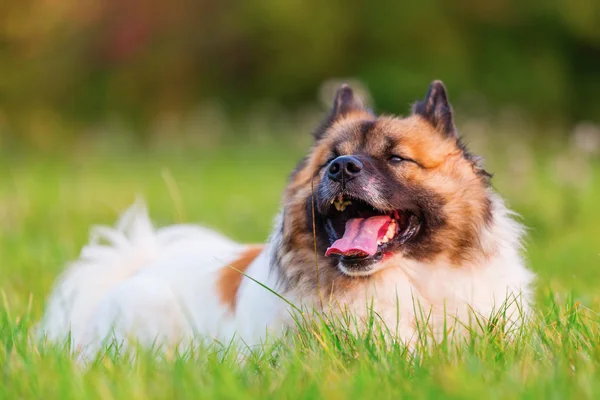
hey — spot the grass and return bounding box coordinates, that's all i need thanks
[0,132,599,399]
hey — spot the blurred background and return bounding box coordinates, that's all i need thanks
[1,0,600,149]
[0,1,599,312]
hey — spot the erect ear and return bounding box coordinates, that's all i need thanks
[331,84,365,118]
[412,80,457,138]
[314,84,367,140]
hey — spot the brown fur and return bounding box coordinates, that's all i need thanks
[274,86,493,300]
[217,245,264,311]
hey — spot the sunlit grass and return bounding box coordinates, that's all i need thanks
[2,293,600,398]
[1,134,599,398]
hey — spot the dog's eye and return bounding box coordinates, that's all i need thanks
[388,155,419,166]
[388,155,406,164]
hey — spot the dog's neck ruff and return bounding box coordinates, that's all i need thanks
[267,190,533,323]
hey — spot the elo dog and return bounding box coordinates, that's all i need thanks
[40,81,534,355]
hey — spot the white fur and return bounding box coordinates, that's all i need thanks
[39,193,534,357]
[323,192,534,343]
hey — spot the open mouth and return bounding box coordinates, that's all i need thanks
[323,194,421,266]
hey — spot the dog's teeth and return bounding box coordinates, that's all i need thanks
[385,221,396,238]
[333,197,351,212]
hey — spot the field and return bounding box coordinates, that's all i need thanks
[1,127,599,399]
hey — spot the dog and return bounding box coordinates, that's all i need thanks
[39,81,534,356]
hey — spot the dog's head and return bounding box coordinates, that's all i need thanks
[277,81,493,287]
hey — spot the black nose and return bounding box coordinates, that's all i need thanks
[327,155,363,182]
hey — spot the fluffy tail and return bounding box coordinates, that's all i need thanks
[38,200,166,344]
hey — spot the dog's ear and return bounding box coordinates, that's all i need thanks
[412,80,457,138]
[331,84,365,118]
[314,84,367,140]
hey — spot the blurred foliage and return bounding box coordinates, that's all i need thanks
[1,0,600,144]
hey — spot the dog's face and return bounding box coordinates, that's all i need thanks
[277,81,492,288]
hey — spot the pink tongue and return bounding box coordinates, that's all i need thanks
[325,216,391,258]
